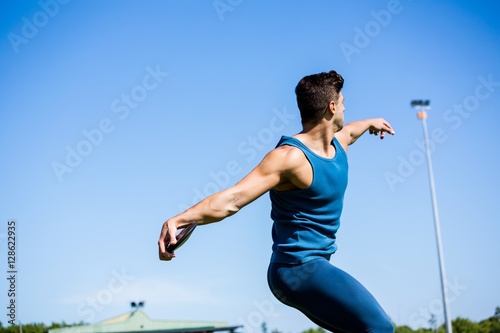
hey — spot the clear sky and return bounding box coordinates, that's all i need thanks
[1,0,499,332]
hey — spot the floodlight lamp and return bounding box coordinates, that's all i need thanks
[411,99,431,108]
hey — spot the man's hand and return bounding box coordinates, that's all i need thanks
[158,219,178,261]
[337,118,395,149]
[368,118,395,139]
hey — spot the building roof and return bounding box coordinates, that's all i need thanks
[48,310,242,333]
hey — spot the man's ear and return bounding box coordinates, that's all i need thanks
[323,101,335,120]
[328,100,336,114]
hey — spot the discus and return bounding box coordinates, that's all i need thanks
[166,222,198,253]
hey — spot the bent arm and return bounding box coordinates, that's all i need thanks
[338,118,395,147]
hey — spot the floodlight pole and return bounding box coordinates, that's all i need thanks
[411,100,453,333]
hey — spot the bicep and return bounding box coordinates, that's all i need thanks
[338,120,370,148]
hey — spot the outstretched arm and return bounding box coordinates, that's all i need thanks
[158,145,302,261]
[337,118,395,147]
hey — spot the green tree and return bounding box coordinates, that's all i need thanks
[452,317,484,333]
[415,327,433,333]
[478,307,500,333]
[394,324,416,333]
[301,327,326,333]
[0,322,88,333]
[1,323,47,333]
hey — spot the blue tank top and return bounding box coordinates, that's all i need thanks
[270,135,348,264]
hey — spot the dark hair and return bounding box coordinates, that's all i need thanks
[295,70,344,124]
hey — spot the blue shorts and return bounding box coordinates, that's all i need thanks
[267,257,394,333]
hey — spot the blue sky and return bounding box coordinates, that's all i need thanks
[1,0,499,332]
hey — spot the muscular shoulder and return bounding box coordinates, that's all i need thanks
[265,145,311,190]
[269,145,307,171]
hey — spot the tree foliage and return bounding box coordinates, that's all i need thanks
[301,307,500,333]
[0,322,86,333]
[301,327,326,333]
[1,308,499,333]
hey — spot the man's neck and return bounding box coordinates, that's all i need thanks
[295,122,339,158]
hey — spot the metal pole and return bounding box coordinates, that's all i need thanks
[418,107,453,333]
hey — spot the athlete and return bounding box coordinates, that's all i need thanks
[158,70,395,333]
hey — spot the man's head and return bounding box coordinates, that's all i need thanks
[295,70,345,126]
